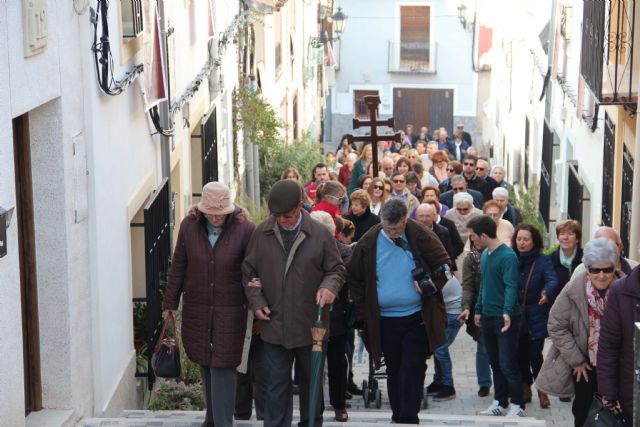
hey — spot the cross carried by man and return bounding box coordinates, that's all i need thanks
[346,95,402,178]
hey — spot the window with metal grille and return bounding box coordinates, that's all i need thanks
[620,145,634,256]
[602,114,615,226]
[539,121,553,229]
[275,10,283,75]
[567,161,587,224]
[121,0,143,38]
[354,90,379,118]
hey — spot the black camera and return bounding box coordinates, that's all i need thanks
[411,266,439,297]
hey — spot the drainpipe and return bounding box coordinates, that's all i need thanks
[158,0,171,180]
[629,113,640,261]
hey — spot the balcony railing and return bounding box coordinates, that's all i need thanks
[580,0,637,111]
[388,41,437,75]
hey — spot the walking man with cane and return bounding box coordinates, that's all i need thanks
[243,180,346,427]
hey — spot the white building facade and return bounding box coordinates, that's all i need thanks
[326,0,481,150]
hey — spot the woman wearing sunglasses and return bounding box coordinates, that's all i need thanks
[367,177,388,216]
[536,238,622,426]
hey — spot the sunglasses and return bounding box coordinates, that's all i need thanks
[452,187,465,192]
[327,194,345,201]
[588,267,615,274]
[464,162,475,166]
[393,179,406,183]
[476,167,487,171]
[447,168,455,172]
[373,185,385,190]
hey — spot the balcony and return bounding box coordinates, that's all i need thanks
[580,0,638,110]
[387,41,437,75]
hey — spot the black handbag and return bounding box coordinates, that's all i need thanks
[583,395,628,427]
[518,259,536,337]
[152,313,181,379]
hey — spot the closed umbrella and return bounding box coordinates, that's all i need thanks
[308,304,327,427]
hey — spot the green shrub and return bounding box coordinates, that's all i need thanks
[512,182,549,247]
[148,379,204,411]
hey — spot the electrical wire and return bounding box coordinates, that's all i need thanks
[91,0,143,95]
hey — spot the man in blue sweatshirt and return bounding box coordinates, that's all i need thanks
[467,215,525,417]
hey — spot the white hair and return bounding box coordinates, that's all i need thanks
[453,192,474,207]
[347,152,358,161]
[492,187,509,200]
[583,238,619,269]
[310,211,336,235]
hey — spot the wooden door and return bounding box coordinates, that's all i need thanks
[13,114,42,414]
[393,88,453,134]
[427,89,454,135]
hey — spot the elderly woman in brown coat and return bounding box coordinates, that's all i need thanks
[163,182,255,427]
[535,238,621,427]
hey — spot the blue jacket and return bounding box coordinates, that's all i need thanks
[517,251,559,340]
[445,140,470,161]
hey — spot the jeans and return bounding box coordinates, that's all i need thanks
[476,333,492,388]
[380,311,429,424]
[517,335,545,386]
[433,313,463,387]
[481,315,524,408]
[260,342,324,427]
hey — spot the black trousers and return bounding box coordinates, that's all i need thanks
[572,365,597,427]
[260,341,324,427]
[235,335,265,420]
[326,333,348,410]
[517,335,545,386]
[380,311,428,424]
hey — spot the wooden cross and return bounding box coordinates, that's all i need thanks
[346,95,402,178]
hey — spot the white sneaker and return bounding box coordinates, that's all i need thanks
[506,405,525,417]
[478,400,507,416]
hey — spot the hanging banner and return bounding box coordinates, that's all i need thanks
[142,0,167,111]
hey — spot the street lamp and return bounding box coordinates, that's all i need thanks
[311,6,348,47]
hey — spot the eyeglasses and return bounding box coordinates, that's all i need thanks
[464,162,475,166]
[476,167,487,171]
[446,168,455,172]
[327,194,345,201]
[373,185,384,190]
[588,267,615,274]
[452,187,466,192]
[393,179,406,183]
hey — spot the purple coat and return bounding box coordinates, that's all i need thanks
[597,265,640,420]
[163,207,255,368]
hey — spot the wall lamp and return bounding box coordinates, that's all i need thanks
[0,205,15,258]
[457,1,475,31]
[310,6,347,47]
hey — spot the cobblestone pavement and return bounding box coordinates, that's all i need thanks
[345,332,573,427]
[83,332,575,426]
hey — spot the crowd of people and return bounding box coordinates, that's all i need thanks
[161,125,639,427]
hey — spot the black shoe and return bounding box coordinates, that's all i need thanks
[559,397,572,402]
[347,382,363,396]
[477,386,490,397]
[433,385,456,401]
[425,382,441,396]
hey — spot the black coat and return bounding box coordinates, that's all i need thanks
[330,241,352,337]
[431,222,457,271]
[346,207,381,242]
[437,217,464,261]
[464,174,492,202]
[440,189,485,210]
[502,204,522,226]
[549,247,583,294]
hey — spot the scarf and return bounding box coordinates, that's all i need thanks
[585,277,609,366]
[559,248,576,271]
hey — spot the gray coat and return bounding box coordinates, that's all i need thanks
[242,210,346,349]
[535,271,623,397]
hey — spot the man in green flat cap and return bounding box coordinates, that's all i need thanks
[242,179,346,427]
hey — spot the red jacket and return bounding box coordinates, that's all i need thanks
[338,164,351,188]
[311,200,341,237]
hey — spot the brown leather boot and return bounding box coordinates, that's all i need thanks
[523,384,532,403]
[538,391,550,408]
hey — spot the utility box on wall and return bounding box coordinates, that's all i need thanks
[0,206,13,258]
[22,0,48,57]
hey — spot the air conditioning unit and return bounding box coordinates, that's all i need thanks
[121,0,143,39]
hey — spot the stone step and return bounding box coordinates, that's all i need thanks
[79,410,547,426]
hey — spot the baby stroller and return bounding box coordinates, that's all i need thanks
[362,356,385,408]
[362,355,430,409]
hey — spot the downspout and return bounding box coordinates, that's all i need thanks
[629,113,640,261]
[157,0,173,246]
